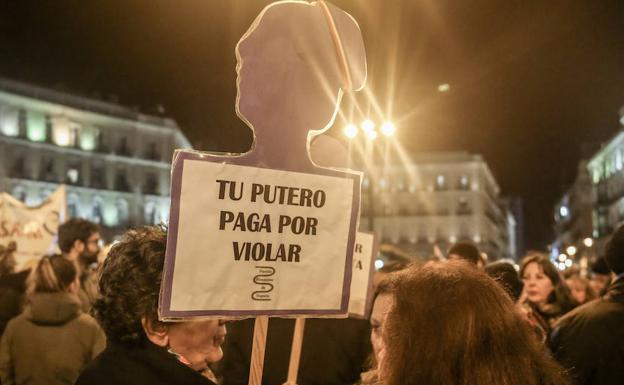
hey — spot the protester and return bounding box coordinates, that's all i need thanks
[519,254,576,336]
[550,225,624,385]
[357,278,393,385]
[57,218,102,313]
[588,257,612,296]
[484,260,523,302]
[447,241,481,266]
[565,275,596,305]
[380,261,569,385]
[0,242,28,336]
[75,226,227,385]
[0,254,105,385]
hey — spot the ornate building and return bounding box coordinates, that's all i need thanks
[0,78,191,240]
[359,152,516,261]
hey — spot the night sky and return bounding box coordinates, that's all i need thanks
[1,0,624,251]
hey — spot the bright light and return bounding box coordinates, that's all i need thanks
[473,235,481,243]
[583,237,593,247]
[365,129,378,140]
[560,206,569,217]
[438,83,450,92]
[343,124,358,139]
[566,246,577,256]
[558,253,567,262]
[565,259,573,267]
[380,121,396,137]
[558,262,566,270]
[374,259,384,270]
[361,119,375,132]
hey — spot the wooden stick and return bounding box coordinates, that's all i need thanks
[248,316,269,385]
[283,318,306,385]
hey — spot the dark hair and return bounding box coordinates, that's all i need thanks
[0,242,17,276]
[58,218,100,254]
[590,256,611,276]
[382,262,568,385]
[485,261,523,302]
[448,241,480,265]
[94,225,167,345]
[520,254,576,314]
[605,225,624,275]
[27,254,77,295]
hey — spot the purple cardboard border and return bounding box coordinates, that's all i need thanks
[348,231,378,319]
[159,150,361,318]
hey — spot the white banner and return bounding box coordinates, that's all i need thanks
[163,160,357,317]
[0,185,66,267]
[348,232,376,318]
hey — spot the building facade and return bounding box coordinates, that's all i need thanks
[0,78,191,240]
[359,152,515,261]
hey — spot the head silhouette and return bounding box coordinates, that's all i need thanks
[236,1,366,169]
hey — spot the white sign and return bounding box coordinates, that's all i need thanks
[0,185,66,267]
[161,160,358,318]
[348,232,376,318]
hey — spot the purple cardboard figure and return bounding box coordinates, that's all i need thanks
[160,1,367,319]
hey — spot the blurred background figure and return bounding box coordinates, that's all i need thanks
[565,276,596,305]
[519,254,576,338]
[447,241,481,267]
[0,242,28,337]
[57,218,102,313]
[0,254,105,385]
[380,262,568,385]
[550,225,624,385]
[484,260,523,302]
[588,257,612,297]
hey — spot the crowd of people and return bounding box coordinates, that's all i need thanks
[0,218,622,385]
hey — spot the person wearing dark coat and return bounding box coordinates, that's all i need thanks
[550,225,624,385]
[76,226,226,385]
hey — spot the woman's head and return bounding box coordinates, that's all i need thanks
[566,275,596,304]
[27,254,77,295]
[95,226,227,370]
[369,278,393,366]
[381,262,567,385]
[520,254,573,311]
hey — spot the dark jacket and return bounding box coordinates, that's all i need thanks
[76,339,217,385]
[0,270,29,336]
[219,317,371,385]
[550,276,624,385]
[0,291,105,385]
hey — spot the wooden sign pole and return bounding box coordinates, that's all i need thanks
[283,317,306,385]
[248,316,269,385]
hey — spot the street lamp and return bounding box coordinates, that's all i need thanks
[343,124,358,138]
[583,237,593,247]
[566,246,577,256]
[380,121,396,137]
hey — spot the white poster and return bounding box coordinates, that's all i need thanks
[348,232,376,318]
[164,160,356,317]
[0,185,66,267]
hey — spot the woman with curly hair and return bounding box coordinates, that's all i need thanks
[75,226,227,385]
[379,262,569,385]
[0,254,105,385]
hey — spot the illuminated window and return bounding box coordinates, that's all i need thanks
[459,175,469,189]
[144,202,157,224]
[79,126,98,151]
[92,197,104,224]
[435,174,446,190]
[116,199,129,225]
[26,111,46,142]
[0,105,19,137]
[67,194,80,218]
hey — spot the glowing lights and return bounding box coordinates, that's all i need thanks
[559,206,569,218]
[558,254,567,262]
[374,259,384,270]
[380,121,396,137]
[361,119,375,132]
[365,128,378,140]
[566,246,577,256]
[437,83,450,92]
[565,259,573,268]
[343,124,358,138]
[583,237,593,247]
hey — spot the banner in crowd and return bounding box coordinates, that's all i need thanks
[348,231,377,318]
[0,185,66,267]
[159,0,367,320]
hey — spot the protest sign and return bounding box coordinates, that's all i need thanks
[159,0,367,320]
[348,231,377,318]
[0,185,66,267]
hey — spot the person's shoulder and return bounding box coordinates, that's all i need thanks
[557,297,624,328]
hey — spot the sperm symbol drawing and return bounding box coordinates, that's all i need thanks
[251,266,275,301]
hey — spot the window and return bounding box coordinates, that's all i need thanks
[91,164,106,189]
[459,175,470,190]
[114,168,130,192]
[144,202,157,225]
[79,126,98,151]
[66,161,81,185]
[51,116,79,147]
[40,158,57,182]
[435,174,446,190]
[92,197,104,224]
[116,199,129,226]
[145,142,161,161]
[116,136,131,156]
[143,173,159,195]
[67,194,80,218]
[0,105,19,137]
[26,111,46,142]
[9,156,27,179]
